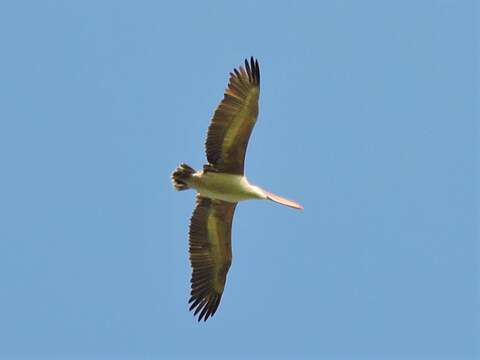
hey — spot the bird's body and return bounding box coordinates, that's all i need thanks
[172,58,302,321]
[188,171,266,203]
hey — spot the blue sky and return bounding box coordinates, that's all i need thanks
[0,1,477,359]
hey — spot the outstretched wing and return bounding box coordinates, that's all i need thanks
[205,57,260,175]
[188,196,237,321]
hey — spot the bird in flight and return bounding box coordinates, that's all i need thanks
[172,57,303,321]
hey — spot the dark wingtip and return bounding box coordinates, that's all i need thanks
[245,58,251,82]
[248,56,260,85]
[231,57,260,86]
[233,68,241,79]
[189,293,222,322]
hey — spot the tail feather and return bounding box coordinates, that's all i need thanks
[171,163,196,191]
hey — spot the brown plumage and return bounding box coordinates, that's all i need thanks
[188,196,236,321]
[171,57,303,322]
[205,57,260,175]
[187,58,259,321]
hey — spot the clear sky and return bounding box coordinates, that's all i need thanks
[0,1,477,359]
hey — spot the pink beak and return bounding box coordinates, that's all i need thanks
[264,191,303,210]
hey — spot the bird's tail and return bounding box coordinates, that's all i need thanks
[171,163,196,191]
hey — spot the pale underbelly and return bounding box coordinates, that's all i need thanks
[189,172,265,203]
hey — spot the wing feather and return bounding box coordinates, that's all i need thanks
[188,196,237,321]
[205,57,260,174]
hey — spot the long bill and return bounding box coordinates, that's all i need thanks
[264,191,303,210]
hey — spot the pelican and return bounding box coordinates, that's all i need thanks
[172,57,302,322]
